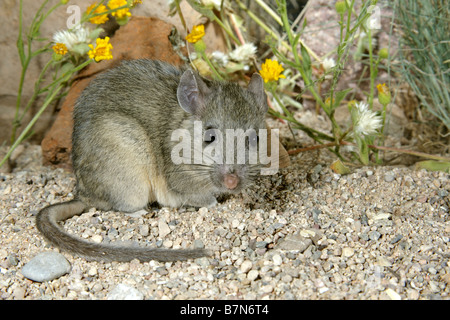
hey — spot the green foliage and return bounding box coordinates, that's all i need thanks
[396,0,450,130]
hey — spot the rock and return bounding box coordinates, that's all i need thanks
[384,173,396,182]
[139,224,149,237]
[368,230,381,241]
[107,283,144,300]
[158,218,171,238]
[390,234,403,244]
[240,260,253,273]
[272,254,282,266]
[247,270,259,281]
[193,239,205,249]
[41,16,187,168]
[275,233,312,252]
[255,241,268,248]
[341,247,355,258]
[260,284,273,294]
[372,213,392,221]
[21,252,71,282]
[384,288,401,300]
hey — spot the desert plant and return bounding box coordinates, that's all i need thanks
[0,0,139,168]
[395,0,450,131]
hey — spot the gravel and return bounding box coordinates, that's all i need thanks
[0,142,449,300]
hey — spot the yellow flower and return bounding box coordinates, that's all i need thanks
[88,37,113,62]
[376,83,391,106]
[52,43,68,55]
[259,59,286,83]
[107,0,131,20]
[86,3,109,24]
[186,25,205,43]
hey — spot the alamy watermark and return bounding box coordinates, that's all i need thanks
[170,121,279,175]
[66,5,81,28]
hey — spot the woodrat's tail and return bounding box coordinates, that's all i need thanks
[36,200,210,262]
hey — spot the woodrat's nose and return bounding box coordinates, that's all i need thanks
[224,173,239,190]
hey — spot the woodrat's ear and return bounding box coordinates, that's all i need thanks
[247,73,268,113]
[177,70,210,115]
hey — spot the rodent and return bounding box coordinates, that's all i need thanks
[36,59,269,262]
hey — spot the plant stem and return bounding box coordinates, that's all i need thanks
[175,0,187,31]
[288,140,450,163]
[368,27,375,108]
[1,84,64,168]
[200,52,224,80]
[18,58,54,125]
[1,59,91,169]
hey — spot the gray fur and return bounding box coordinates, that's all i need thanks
[36,59,268,262]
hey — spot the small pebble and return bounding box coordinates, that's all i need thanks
[21,252,71,282]
[384,173,395,182]
[390,234,403,244]
[260,285,273,294]
[240,260,253,273]
[158,219,171,238]
[369,230,381,241]
[247,270,259,281]
[255,241,268,248]
[342,247,355,258]
[272,254,283,266]
[384,288,401,300]
[107,284,144,300]
[275,234,312,252]
[193,239,205,249]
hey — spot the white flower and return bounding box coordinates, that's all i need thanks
[228,43,257,62]
[354,102,382,136]
[53,26,91,51]
[201,0,222,10]
[321,57,336,71]
[355,101,369,113]
[210,51,229,67]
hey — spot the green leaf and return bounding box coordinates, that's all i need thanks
[329,88,352,111]
[355,135,369,165]
[415,160,450,173]
[89,28,104,41]
[300,43,311,79]
[185,0,215,20]
[330,159,351,175]
[71,43,91,56]
[59,61,76,78]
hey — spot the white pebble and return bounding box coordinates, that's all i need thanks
[240,260,253,273]
[88,266,98,276]
[247,270,259,281]
[107,284,144,300]
[342,247,355,258]
[91,235,103,243]
[158,219,171,238]
[385,288,401,300]
[261,285,273,293]
[272,254,282,266]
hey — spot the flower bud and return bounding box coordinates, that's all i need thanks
[194,39,206,53]
[335,1,347,14]
[379,48,389,60]
[377,83,391,106]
